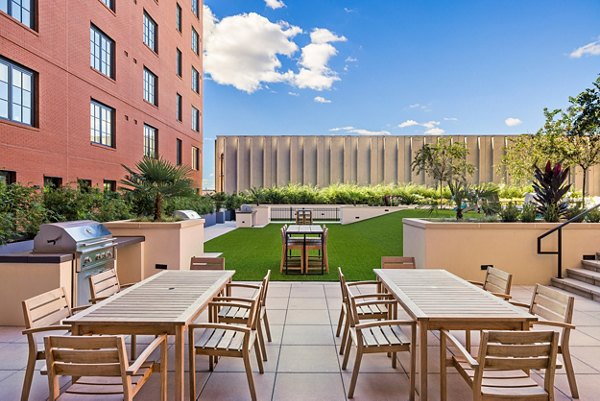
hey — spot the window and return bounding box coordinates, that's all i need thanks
[143,67,157,105]
[143,11,157,52]
[0,57,35,126]
[100,0,114,11]
[192,146,199,170]
[176,48,182,77]
[103,180,116,191]
[191,0,199,18]
[176,3,182,32]
[77,179,92,191]
[176,138,182,165]
[191,27,199,55]
[0,0,34,28]
[90,100,114,147]
[143,124,158,158]
[44,176,62,188]
[0,170,16,185]
[176,93,182,121]
[191,67,199,93]
[90,25,114,78]
[191,106,199,132]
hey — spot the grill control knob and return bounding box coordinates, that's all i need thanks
[106,251,113,258]
[95,254,101,260]
[83,257,92,264]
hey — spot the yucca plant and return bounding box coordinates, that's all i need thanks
[532,161,571,222]
[121,157,194,221]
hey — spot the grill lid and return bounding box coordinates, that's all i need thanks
[33,220,113,254]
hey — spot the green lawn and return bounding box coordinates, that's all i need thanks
[205,209,459,281]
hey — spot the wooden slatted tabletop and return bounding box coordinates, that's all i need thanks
[65,270,234,401]
[286,224,323,234]
[374,269,536,401]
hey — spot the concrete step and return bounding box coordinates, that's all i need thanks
[551,277,600,301]
[566,268,600,286]
[582,259,600,272]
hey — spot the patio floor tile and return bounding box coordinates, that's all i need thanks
[278,345,340,372]
[281,325,335,345]
[285,309,331,325]
[197,372,276,401]
[272,373,346,401]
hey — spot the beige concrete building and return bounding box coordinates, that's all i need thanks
[215,135,599,195]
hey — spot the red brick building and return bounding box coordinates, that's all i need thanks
[0,0,203,189]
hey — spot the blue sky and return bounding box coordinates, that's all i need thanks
[202,0,600,189]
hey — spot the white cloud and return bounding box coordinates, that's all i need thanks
[425,127,445,135]
[345,56,358,63]
[265,0,285,9]
[505,117,522,127]
[569,40,600,58]
[344,7,356,13]
[443,117,458,121]
[288,91,299,96]
[409,103,422,109]
[422,120,440,129]
[204,7,346,93]
[329,126,390,135]
[314,96,331,103]
[398,120,419,128]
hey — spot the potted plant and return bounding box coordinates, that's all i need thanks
[211,192,227,224]
[224,193,242,221]
[532,161,571,222]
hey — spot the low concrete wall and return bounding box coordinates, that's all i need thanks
[254,205,271,226]
[340,206,408,225]
[0,261,72,325]
[403,218,600,285]
[105,219,204,279]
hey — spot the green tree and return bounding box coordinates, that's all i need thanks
[121,157,194,221]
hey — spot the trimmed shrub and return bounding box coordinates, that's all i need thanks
[520,203,537,222]
[499,202,520,222]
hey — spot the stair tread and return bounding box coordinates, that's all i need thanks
[551,277,600,296]
[568,268,600,280]
[582,260,600,268]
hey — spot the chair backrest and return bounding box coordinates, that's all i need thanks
[482,267,512,295]
[190,257,225,271]
[477,330,559,395]
[22,287,72,329]
[44,335,130,400]
[345,283,363,328]
[338,267,348,301]
[246,289,263,330]
[260,270,271,306]
[381,256,416,269]
[529,284,574,326]
[89,268,121,301]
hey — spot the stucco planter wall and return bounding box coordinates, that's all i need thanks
[403,218,600,285]
[340,206,409,224]
[104,219,204,279]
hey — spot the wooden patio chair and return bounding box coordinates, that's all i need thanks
[381,256,416,269]
[20,287,90,401]
[44,334,167,401]
[188,290,264,401]
[341,282,416,399]
[440,330,559,401]
[305,227,329,273]
[338,267,394,356]
[214,270,272,362]
[190,256,225,270]
[509,284,578,398]
[280,225,303,273]
[465,266,513,350]
[89,268,138,359]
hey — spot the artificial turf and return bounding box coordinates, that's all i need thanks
[204,209,459,281]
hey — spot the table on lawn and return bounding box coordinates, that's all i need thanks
[64,270,234,401]
[285,224,324,274]
[374,269,537,401]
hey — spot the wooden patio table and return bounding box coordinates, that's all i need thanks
[64,270,234,401]
[285,225,324,274]
[374,269,537,401]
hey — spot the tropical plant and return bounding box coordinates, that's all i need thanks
[165,195,214,216]
[520,203,537,222]
[586,208,600,223]
[564,205,585,223]
[499,202,520,222]
[211,192,227,211]
[531,161,571,222]
[224,193,243,211]
[121,157,195,221]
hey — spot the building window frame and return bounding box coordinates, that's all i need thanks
[0,170,16,185]
[191,0,199,18]
[0,0,35,29]
[176,93,182,122]
[103,179,116,192]
[143,123,158,159]
[90,24,115,79]
[176,138,182,165]
[44,176,62,189]
[191,106,200,132]
[143,10,158,53]
[176,48,182,77]
[191,27,199,55]
[0,57,35,127]
[99,0,114,11]
[191,66,199,93]
[192,146,200,171]
[143,67,158,106]
[176,3,182,32]
[90,99,115,148]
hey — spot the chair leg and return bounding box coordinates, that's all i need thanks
[562,347,580,398]
[130,335,137,360]
[392,352,397,369]
[160,337,168,401]
[347,347,363,398]
[342,337,353,369]
[243,352,258,401]
[257,321,268,361]
[410,327,417,401]
[254,339,265,374]
[263,312,272,342]
[20,352,37,401]
[188,333,197,399]
[440,331,447,401]
[465,330,471,353]
[335,308,345,337]
[339,318,350,355]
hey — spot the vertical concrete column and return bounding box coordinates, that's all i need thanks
[250,136,264,188]
[357,136,371,185]
[344,136,357,184]
[290,136,303,184]
[303,136,317,185]
[317,136,330,187]
[330,136,344,184]
[383,136,398,184]
[465,136,479,184]
[410,136,425,184]
[224,137,238,193]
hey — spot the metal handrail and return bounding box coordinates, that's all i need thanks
[537,202,600,279]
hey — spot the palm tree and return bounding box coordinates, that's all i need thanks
[121,157,194,221]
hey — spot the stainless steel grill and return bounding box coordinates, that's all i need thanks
[33,220,116,306]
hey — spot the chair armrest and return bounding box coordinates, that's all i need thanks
[22,325,71,335]
[213,296,253,304]
[71,304,93,313]
[208,301,252,310]
[355,320,415,330]
[531,320,576,330]
[440,330,478,367]
[508,300,530,308]
[189,323,251,334]
[120,283,136,289]
[355,299,397,308]
[489,292,512,300]
[347,281,380,287]
[468,280,484,287]
[89,296,110,304]
[351,293,394,300]
[225,283,260,290]
[127,334,167,375]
